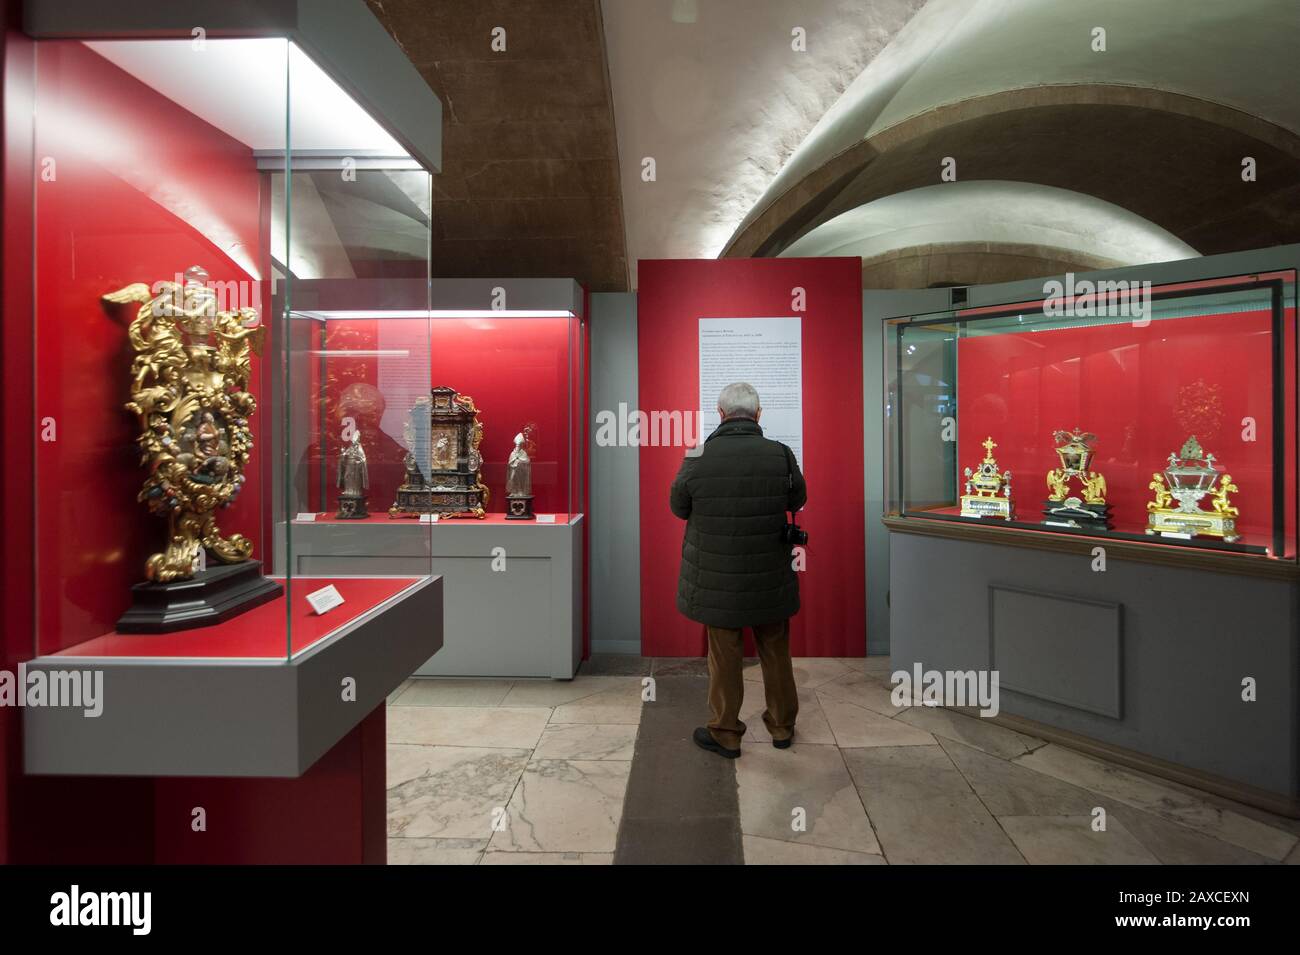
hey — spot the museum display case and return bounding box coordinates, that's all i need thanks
[29,34,440,667]
[884,270,1298,563]
[283,278,586,531]
[282,277,589,678]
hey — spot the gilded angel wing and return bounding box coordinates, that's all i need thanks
[102,283,154,304]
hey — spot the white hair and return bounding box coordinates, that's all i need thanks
[717,381,760,418]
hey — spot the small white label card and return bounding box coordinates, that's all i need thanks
[306,584,345,615]
[419,513,439,523]
[296,512,317,523]
[536,514,557,523]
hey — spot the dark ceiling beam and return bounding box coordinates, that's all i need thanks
[366,0,629,291]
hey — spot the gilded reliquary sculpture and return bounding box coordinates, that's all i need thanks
[105,265,281,633]
[107,266,262,580]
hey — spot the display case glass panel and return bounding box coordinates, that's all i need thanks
[885,271,1298,561]
[285,283,584,529]
[31,36,435,662]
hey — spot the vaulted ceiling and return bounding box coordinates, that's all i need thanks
[367,0,1300,293]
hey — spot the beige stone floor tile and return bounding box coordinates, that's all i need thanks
[1013,744,1298,861]
[387,837,486,865]
[498,675,642,708]
[533,723,638,760]
[387,679,413,704]
[387,744,530,840]
[815,672,911,718]
[742,686,836,744]
[480,850,612,865]
[1117,769,1300,842]
[387,705,552,749]
[735,742,880,855]
[843,744,1023,864]
[589,677,656,703]
[836,657,868,672]
[897,707,1044,760]
[940,738,1099,816]
[487,759,631,853]
[998,815,1160,865]
[743,834,886,865]
[744,656,856,689]
[947,737,1273,863]
[549,689,644,724]
[1108,806,1275,865]
[390,678,514,707]
[822,696,935,748]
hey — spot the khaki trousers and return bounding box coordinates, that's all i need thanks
[706,619,798,750]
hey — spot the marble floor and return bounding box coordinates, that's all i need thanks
[386,656,1300,865]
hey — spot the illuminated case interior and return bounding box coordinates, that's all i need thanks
[31,36,438,662]
[884,271,1298,562]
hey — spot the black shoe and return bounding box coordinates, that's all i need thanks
[693,726,741,759]
[772,732,794,750]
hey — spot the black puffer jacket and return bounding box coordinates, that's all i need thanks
[669,416,807,628]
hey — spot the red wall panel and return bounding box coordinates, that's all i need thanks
[637,257,865,657]
[1,0,36,864]
[154,707,386,865]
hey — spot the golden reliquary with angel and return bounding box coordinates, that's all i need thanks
[104,265,281,632]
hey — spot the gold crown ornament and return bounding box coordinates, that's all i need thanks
[960,437,1013,520]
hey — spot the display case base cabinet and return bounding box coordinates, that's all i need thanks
[887,526,1300,816]
[287,517,584,679]
[22,576,443,778]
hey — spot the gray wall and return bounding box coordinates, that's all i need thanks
[891,531,1299,800]
[589,292,641,654]
[863,288,953,655]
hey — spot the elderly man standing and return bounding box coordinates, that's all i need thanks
[669,381,807,758]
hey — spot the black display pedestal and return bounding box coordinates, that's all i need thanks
[1041,499,1113,532]
[116,560,284,634]
[336,494,369,519]
[506,495,535,520]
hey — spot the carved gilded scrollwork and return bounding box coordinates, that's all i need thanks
[105,266,264,582]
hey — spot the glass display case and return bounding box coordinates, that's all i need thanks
[30,35,437,663]
[283,279,586,536]
[278,278,589,679]
[884,270,1298,561]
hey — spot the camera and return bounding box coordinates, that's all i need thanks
[782,520,808,547]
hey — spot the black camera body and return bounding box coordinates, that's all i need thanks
[782,520,808,548]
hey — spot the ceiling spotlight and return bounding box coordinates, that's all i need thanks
[671,0,698,24]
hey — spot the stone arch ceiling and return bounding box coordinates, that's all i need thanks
[780,182,1197,264]
[601,0,929,288]
[726,0,1300,262]
[366,0,1299,291]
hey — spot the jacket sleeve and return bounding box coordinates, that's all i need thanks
[669,455,695,519]
[786,446,808,512]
